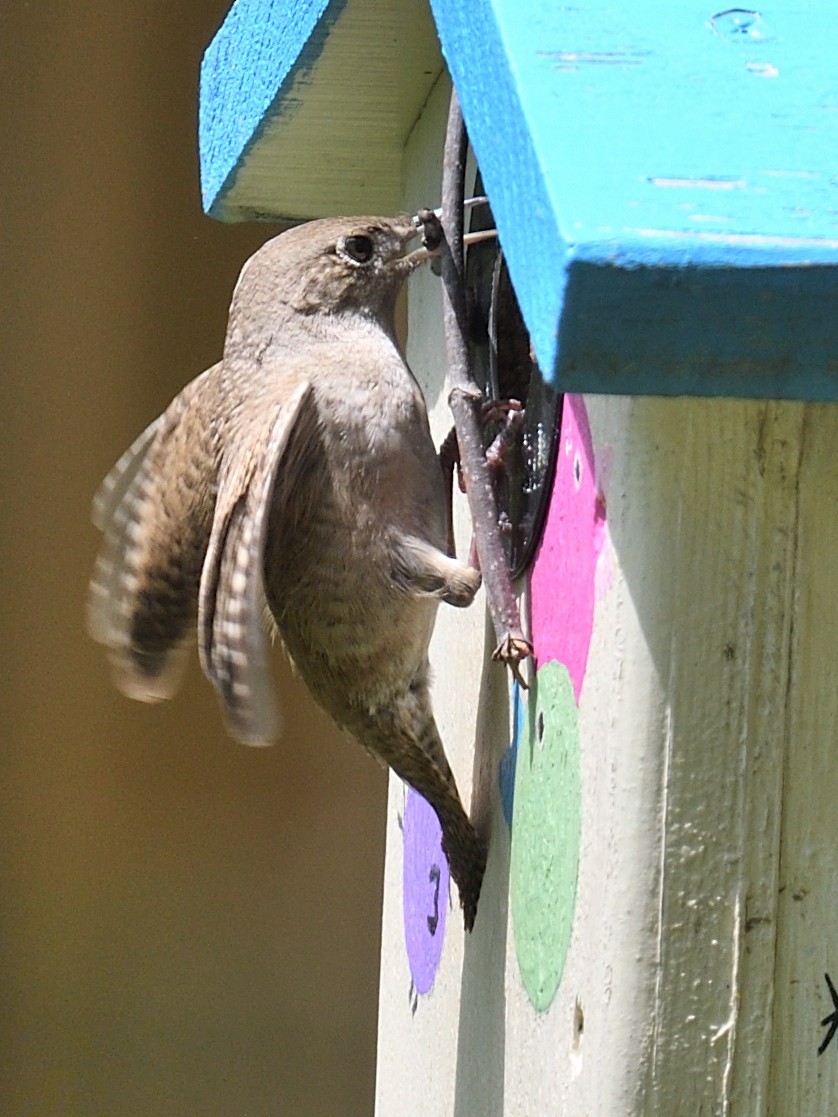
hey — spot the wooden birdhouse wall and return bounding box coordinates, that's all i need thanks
[373,74,838,1117]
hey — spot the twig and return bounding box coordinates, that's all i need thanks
[437,89,532,686]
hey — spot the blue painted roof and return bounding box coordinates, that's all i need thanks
[201,0,838,399]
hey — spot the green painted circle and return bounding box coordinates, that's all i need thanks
[510,660,581,1012]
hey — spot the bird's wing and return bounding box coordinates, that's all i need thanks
[88,364,221,702]
[91,416,164,535]
[199,378,317,746]
[88,415,164,646]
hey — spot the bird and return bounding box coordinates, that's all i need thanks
[88,214,488,929]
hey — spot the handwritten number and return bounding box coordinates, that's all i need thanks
[427,864,441,936]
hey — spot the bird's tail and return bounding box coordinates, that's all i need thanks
[352,682,487,931]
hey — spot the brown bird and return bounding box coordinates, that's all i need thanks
[88,215,487,928]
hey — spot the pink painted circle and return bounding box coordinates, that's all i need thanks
[530,395,606,700]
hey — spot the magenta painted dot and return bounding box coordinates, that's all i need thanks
[402,788,448,994]
[530,395,605,699]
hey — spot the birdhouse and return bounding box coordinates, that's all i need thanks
[200,1,838,1111]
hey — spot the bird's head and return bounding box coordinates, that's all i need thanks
[227,214,438,340]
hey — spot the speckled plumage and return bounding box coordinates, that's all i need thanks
[89,216,487,928]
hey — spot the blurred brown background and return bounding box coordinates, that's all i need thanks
[0,5,385,1114]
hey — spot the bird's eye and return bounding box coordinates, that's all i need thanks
[337,234,375,266]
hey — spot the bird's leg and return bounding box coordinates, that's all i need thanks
[440,399,523,491]
[437,423,462,559]
[483,399,524,474]
[440,397,525,577]
[391,533,481,608]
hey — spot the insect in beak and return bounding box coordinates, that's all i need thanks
[407,197,497,264]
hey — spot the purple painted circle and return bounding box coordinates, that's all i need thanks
[402,788,449,994]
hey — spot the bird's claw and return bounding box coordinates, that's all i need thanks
[492,633,533,689]
[483,401,524,474]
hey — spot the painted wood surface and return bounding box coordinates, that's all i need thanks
[371,73,838,1116]
[201,0,838,398]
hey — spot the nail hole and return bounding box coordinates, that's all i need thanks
[710,9,767,41]
[571,998,585,1075]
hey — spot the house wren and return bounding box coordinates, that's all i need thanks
[89,215,487,929]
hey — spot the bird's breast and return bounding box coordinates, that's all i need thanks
[262,353,448,714]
